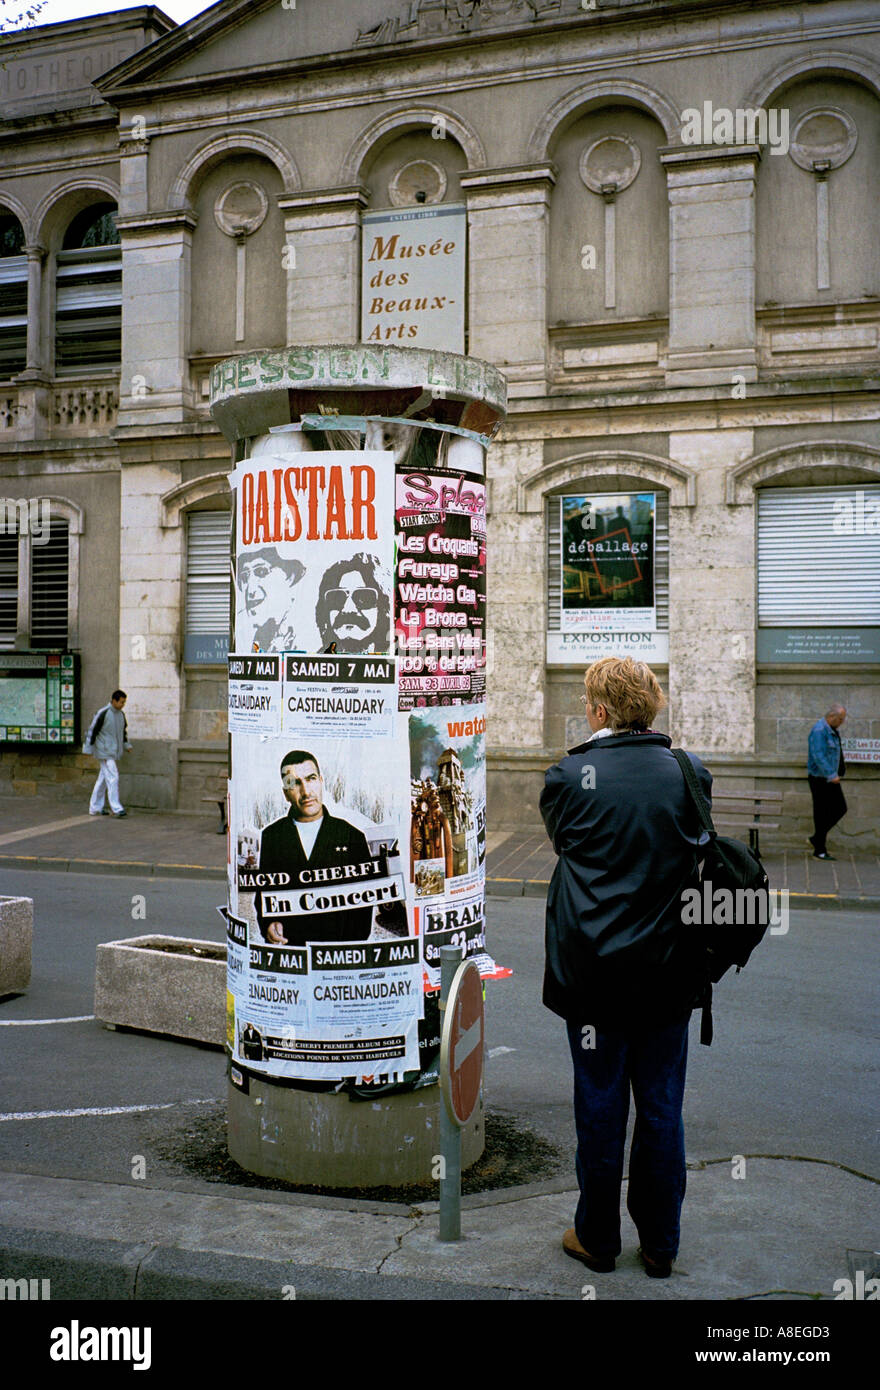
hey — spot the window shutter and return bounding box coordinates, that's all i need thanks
[186,511,231,635]
[0,255,28,379]
[0,530,18,649]
[758,485,880,625]
[55,246,122,374]
[30,519,69,649]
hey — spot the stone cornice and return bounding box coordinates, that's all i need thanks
[459,163,557,193]
[114,210,198,234]
[501,375,880,423]
[277,186,369,214]
[659,144,762,167]
[0,106,117,144]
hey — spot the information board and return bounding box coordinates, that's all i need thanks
[0,651,79,745]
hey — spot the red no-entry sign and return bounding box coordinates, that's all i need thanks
[439,958,484,1126]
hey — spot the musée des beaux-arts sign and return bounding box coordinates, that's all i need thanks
[361,205,466,352]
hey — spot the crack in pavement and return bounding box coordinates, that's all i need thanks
[739,1289,827,1301]
[375,1212,423,1275]
[686,1154,878,1184]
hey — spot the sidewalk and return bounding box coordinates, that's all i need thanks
[0,796,877,905]
[487,831,880,909]
[0,1157,872,1300]
[0,794,876,1301]
[0,797,226,881]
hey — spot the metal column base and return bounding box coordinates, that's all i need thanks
[228,1077,485,1187]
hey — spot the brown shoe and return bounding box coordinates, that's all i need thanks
[562,1228,615,1273]
[638,1246,673,1278]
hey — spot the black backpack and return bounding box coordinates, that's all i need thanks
[672,749,770,980]
[672,750,771,1043]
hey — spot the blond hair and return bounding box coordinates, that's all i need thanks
[583,657,666,732]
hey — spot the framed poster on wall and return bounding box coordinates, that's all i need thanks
[560,492,657,633]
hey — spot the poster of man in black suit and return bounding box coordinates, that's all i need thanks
[240,1022,264,1062]
[255,749,376,946]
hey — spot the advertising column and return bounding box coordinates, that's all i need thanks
[225,419,506,1097]
[226,430,421,1084]
[211,345,508,1183]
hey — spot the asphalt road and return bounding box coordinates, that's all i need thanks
[0,867,876,1190]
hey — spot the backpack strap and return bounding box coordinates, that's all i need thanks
[673,749,717,1046]
[671,747,716,839]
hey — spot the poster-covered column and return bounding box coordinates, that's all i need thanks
[387,422,500,991]
[225,419,507,1095]
[226,433,420,1084]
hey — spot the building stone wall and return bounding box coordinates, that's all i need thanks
[0,0,877,844]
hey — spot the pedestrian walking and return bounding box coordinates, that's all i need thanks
[540,657,712,1278]
[84,690,131,818]
[807,704,847,860]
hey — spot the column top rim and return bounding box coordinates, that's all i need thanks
[209,344,508,444]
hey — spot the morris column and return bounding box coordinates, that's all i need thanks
[211,343,507,1186]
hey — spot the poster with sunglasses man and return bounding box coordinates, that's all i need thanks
[315,552,392,655]
[234,432,394,656]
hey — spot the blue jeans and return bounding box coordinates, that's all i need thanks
[565,1014,690,1261]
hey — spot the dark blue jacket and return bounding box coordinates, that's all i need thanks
[541,731,712,1028]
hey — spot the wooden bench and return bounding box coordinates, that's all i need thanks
[711,791,782,859]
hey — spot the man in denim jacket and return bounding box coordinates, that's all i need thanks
[807,704,847,860]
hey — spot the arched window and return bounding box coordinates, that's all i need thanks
[544,479,671,749]
[757,78,880,308]
[55,202,121,374]
[548,105,668,330]
[0,210,27,379]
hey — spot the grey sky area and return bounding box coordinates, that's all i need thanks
[3,0,212,28]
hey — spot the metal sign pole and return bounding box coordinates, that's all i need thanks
[438,945,462,1242]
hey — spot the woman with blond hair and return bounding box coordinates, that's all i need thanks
[541,656,712,1279]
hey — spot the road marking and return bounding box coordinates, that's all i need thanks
[489,1045,516,1058]
[0,1015,95,1026]
[0,814,93,848]
[0,1099,216,1123]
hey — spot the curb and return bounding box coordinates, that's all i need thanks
[0,1223,519,1302]
[486,878,880,911]
[0,855,225,880]
[785,891,879,912]
[0,858,876,908]
[487,877,550,898]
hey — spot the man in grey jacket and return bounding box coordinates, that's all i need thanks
[85,690,131,817]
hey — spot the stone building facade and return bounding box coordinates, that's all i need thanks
[1,0,878,842]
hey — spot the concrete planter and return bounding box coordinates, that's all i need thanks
[94,935,225,1046]
[0,896,33,997]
